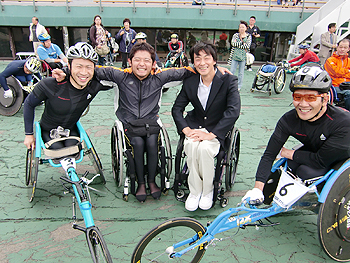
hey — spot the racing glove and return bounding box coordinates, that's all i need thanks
[241,188,264,205]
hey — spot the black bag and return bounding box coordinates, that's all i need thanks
[125,119,160,137]
[339,82,350,91]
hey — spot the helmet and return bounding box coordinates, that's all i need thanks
[171,33,178,39]
[135,32,147,40]
[38,33,51,42]
[25,57,41,73]
[66,42,99,64]
[298,43,310,49]
[289,65,332,93]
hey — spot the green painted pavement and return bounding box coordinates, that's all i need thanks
[0,61,334,262]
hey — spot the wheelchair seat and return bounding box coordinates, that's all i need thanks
[173,127,240,208]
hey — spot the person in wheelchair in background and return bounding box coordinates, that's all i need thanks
[324,39,350,111]
[287,43,320,69]
[242,65,350,205]
[166,33,187,67]
[172,42,241,211]
[37,33,68,70]
[0,56,41,99]
[23,42,113,151]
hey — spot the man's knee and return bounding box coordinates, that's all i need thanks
[197,140,220,157]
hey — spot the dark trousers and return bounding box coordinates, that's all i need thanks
[121,52,129,69]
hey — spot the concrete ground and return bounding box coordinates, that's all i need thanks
[0,61,334,262]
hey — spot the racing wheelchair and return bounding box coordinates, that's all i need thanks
[132,157,350,262]
[251,61,286,96]
[111,118,172,201]
[173,127,240,208]
[25,121,105,203]
[164,50,189,68]
[328,82,350,109]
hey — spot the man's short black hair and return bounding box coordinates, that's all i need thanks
[328,23,336,29]
[190,42,217,64]
[129,42,156,63]
[250,16,256,20]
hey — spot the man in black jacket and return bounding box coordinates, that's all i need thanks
[172,42,241,211]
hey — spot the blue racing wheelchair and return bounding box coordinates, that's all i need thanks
[132,157,350,262]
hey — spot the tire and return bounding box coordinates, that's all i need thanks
[274,68,286,94]
[318,166,350,262]
[111,125,124,187]
[131,217,206,263]
[25,149,34,186]
[86,138,105,184]
[86,227,113,263]
[161,126,172,179]
[28,157,39,202]
[251,73,266,91]
[0,76,24,116]
[225,128,240,191]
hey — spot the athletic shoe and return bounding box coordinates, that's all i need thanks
[185,193,201,211]
[3,89,13,99]
[199,191,213,210]
[247,68,253,71]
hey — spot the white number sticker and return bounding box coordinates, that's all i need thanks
[60,158,76,172]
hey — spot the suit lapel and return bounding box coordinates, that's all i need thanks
[205,71,223,112]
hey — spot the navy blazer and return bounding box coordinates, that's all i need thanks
[172,70,241,148]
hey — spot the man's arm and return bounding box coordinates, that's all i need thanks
[321,33,334,49]
[290,53,311,67]
[288,54,303,64]
[94,66,125,85]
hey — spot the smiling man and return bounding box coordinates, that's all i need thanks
[23,42,112,150]
[172,42,241,211]
[242,65,350,205]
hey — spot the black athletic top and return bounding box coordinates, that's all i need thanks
[23,77,112,135]
[256,104,350,183]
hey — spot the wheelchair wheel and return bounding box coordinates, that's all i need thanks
[274,68,286,94]
[251,73,267,91]
[86,137,105,184]
[25,149,34,186]
[318,166,350,262]
[131,217,206,263]
[111,125,124,187]
[182,55,189,67]
[0,76,24,116]
[161,126,172,180]
[28,156,39,202]
[225,127,240,191]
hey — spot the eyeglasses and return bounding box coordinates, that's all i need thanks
[292,93,323,102]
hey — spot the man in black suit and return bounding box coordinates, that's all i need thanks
[172,42,241,211]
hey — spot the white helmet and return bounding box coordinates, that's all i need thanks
[25,57,41,73]
[66,42,99,63]
[135,32,147,40]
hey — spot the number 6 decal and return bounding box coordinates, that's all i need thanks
[279,183,294,196]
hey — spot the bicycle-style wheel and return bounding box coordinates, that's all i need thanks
[225,127,240,191]
[86,227,113,263]
[111,125,124,187]
[318,166,350,262]
[25,148,34,186]
[28,156,39,202]
[274,68,286,94]
[0,76,23,116]
[131,217,206,263]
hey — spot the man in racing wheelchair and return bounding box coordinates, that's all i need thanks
[23,42,113,151]
[0,56,41,99]
[172,42,241,211]
[243,65,350,205]
[165,34,188,68]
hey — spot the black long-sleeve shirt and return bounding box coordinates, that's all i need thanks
[256,105,350,183]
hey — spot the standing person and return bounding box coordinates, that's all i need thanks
[319,23,337,65]
[246,16,260,71]
[89,15,109,66]
[29,17,47,57]
[37,33,68,70]
[172,42,241,211]
[242,65,350,205]
[228,20,252,91]
[115,18,137,69]
[0,57,41,98]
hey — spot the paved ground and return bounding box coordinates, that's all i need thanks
[0,61,335,262]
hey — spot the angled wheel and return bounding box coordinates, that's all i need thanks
[28,156,39,202]
[111,125,124,187]
[25,148,34,186]
[0,76,24,116]
[274,68,286,94]
[86,137,105,184]
[225,127,240,191]
[131,217,206,263]
[318,166,350,262]
[86,227,113,263]
[252,73,267,91]
[182,54,189,67]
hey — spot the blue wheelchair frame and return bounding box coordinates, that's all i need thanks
[132,157,350,262]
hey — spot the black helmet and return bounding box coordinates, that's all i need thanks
[289,65,332,93]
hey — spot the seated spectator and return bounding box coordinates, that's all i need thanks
[37,33,68,70]
[288,43,320,68]
[324,39,350,110]
[168,34,183,53]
